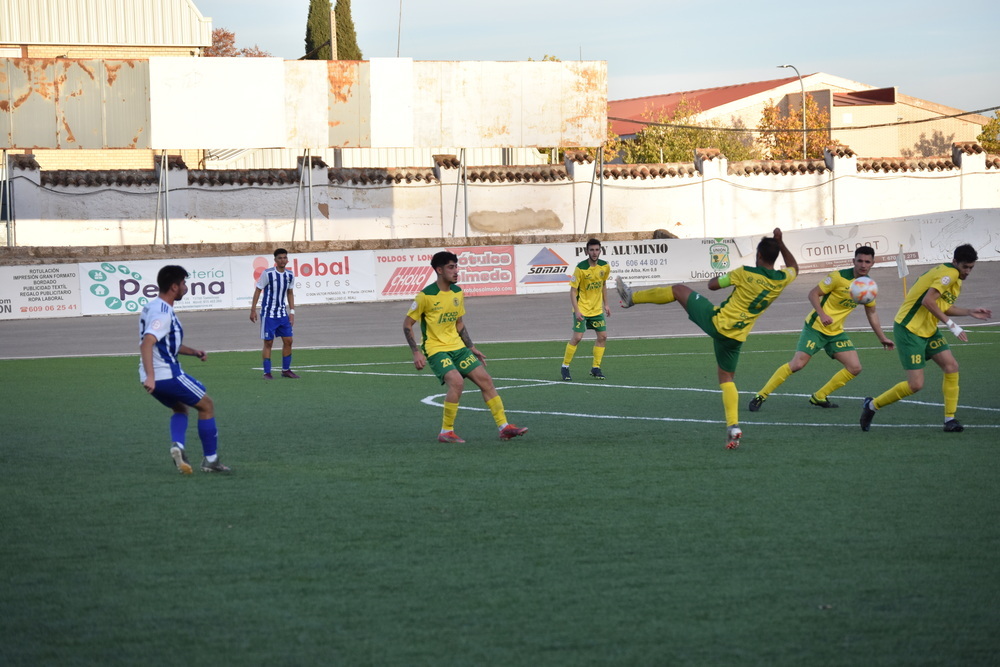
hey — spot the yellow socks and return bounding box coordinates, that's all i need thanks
[592,346,605,369]
[720,381,739,426]
[815,368,856,401]
[873,381,914,410]
[634,286,675,305]
[562,343,578,366]
[758,363,793,398]
[441,401,459,432]
[486,395,507,428]
[942,372,959,419]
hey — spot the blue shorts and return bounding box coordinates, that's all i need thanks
[260,315,293,341]
[151,373,207,408]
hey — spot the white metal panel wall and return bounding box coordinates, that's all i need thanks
[284,60,328,149]
[148,57,286,149]
[369,58,414,149]
[0,0,212,46]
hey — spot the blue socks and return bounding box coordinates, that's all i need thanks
[170,413,188,445]
[198,418,218,458]
[263,358,272,374]
[282,354,292,372]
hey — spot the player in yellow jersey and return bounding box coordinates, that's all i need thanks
[404,251,528,444]
[561,238,612,381]
[860,244,991,433]
[749,246,894,412]
[616,228,798,449]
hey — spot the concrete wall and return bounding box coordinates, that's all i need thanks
[4,145,999,248]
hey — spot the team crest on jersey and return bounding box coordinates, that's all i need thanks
[453,297,460,307]
[823,276,833,285]
[941,276,952,285]
[410,300,418,310]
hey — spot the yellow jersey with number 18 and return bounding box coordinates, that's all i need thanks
[713,265,798,342]
[895,263,962,338]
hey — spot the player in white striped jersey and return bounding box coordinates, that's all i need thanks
[139,265,231,474]
[250,248,299,379]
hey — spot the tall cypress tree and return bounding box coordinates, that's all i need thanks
[334,0,363,60]
[304,0,332,60]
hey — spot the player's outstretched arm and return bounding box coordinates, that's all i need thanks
[772,228,799,273]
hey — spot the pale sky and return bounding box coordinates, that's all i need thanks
[192,0,999,116]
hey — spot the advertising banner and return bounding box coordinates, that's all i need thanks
[374,248,444,300]
[231,250,378,306]
[515,243,576,295]
[787,222,920,274]
[79,258,236,315]
[0,264,82,320]
[374,246,516,300]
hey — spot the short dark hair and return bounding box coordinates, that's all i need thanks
[953,244,978,264]
[274,248,288,258]
[854,245,875,258]
[586,238,601,248]
[757,236,780,264]
[157,265,188,292]
[431,251,459,269]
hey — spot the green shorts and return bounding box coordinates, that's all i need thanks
[796,325,856,360]
[893,321,948,370]
[427,347,482,384]
[572,314,607,333]
[684,291,743,374]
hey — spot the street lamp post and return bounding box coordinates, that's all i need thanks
[778,64,807,160]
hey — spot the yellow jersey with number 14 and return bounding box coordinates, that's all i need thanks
[806,268,874,336]
[406,282,465,356]
[713,265,798,342]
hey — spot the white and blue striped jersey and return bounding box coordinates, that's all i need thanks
[255,267,295,318]
[138,296,184,381]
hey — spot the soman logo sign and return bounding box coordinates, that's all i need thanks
[521,247,570,285]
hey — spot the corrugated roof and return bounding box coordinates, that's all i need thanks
[609,76,802,137]
[0,0,212,47]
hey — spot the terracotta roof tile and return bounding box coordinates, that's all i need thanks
[727,160,828,176]
[987,154,1000,169]
[42,169,158,187]
[466,166,567,183]
[855,157,957,173]
[10,154,40,170]
[328,168,438,185]
[188,169,298,186]
[602,164,698,179]
[433,154,461,169]
[952,141,984,155]
[563,150,595,164]
[826,144,856,158]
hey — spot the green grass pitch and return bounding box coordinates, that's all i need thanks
[2,329,999,665]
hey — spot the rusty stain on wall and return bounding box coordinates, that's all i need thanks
[327,61,357,104]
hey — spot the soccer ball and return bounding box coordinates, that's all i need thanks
[849,276,878,305]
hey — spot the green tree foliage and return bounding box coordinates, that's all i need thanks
[976,111,1000,153]
[335,0,363,60]
[305,0,333,60]
[203,28,271,57]
[759,96,831,160]
[606,98,760,164]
